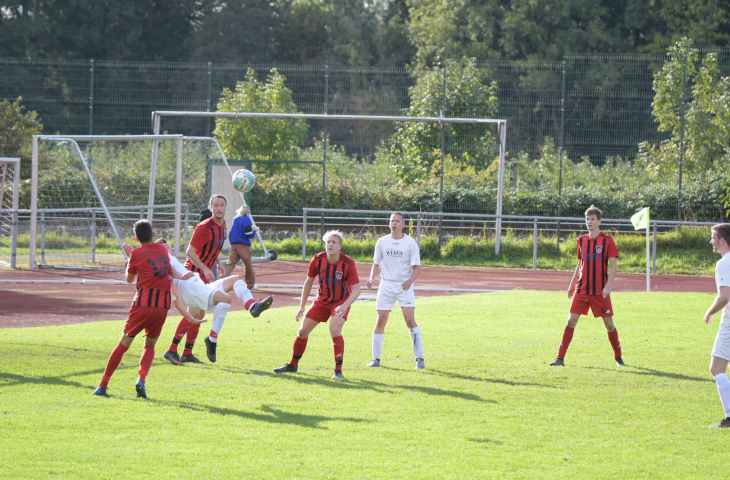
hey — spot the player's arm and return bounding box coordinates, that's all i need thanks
[334,284,361,318]
[366,263,380,290]
[295,276,316,322]
[125,267,136,283]
[602,257,617,298]
[402,265,421,291]
[172,295,207,325]
[705,286,730,325]
[125,250,136,283]
[186,243,214,282]
[567,263,580,298]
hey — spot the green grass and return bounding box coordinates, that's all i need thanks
[0,291,727,479]
[254,226,717,275]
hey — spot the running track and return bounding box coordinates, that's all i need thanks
[0,261,715,328]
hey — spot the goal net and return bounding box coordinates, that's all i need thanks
[0,158,20,268]
[29,135,254,269]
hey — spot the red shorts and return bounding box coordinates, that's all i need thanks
[570,293,614,318]
[124,306,168,338]
[305,299,351,323]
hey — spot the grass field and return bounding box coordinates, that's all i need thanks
[1,290,727,479]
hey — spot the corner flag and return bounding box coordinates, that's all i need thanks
[631,207,650,230]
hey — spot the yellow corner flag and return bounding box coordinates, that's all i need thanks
[631,207,650,230]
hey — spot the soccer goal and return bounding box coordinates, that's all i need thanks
[29,135,272,270]
[0,158,20,268]
[151,111,509,253]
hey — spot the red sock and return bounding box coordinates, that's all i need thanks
[183,323,201,355]
[245,299,255,310]
[100,343,129,388]
[169,318,190,352]
[138,346,154,382]
[332,335,344,371]
[557,327,574,359]
[290,336,308,367]
[607,328,622,358]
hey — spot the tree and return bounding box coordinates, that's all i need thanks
[214,69,308,173]
[640,38,730,177]
[388,59,499,181]
[0,97,43,180]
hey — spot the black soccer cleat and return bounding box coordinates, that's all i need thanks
[711,417,730,428]
[273,363,298,374]
[163,350,185,366]
[550,357,565,366]
[181,353,203,364]
[204,336,217,363]
[250,296,274,318]
[332,370,344,380]
[135,379,147,399]
[615,357,626,367]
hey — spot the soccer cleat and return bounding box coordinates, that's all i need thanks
[615,357,626,367]
[204,336,217,363]
[250,296,274,318]
[93,386,108,397]
[415,358,425,369]
[332,370,344,380]
[135,379,147,399]
[163,350,185,366]
[550,357,565,366]
[711,417,730,428]
[273,363,298,374]
[365,359,381,367]
[181,353,203,364]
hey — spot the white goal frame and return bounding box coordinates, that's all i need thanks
[151,110,509,253]
[0,157,20,268]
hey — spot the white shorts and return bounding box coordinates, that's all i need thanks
[712,317,730,361]
[172,274,226,312]
[376,279,416,311]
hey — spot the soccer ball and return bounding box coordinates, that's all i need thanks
[232,168,256,192]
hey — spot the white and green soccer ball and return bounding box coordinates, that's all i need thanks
[232,168,256,193]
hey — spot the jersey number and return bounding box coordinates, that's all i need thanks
[147,257,169,277]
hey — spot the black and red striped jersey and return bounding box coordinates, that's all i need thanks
[184,217,227,284]
[574,232,619,296]
[307,252,360,304]
[127,243,171,309]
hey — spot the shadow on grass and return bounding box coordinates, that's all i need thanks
[0,369,106,389]
[244,369,495,403]
[468,438,503,445]
[424,368,560,389]
[151,400,369,429]
[584,365,711,383]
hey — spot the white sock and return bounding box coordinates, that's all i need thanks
[372,333,384,360]
[409,326,423,359]
[714,373,730,417]
[233,280,254,306]
[209,302,231,343]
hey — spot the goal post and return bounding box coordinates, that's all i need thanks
[151,111,509,254]
[0,157,20,268]
[29,134,238,269]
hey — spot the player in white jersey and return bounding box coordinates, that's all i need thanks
[365,212,424,369]
[705,223,730,428]
[123,240,273,364]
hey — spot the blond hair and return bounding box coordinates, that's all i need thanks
[322,230,344,244]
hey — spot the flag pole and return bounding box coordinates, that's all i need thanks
[645,225,650,292]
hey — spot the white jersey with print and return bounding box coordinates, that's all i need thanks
[170,255,223,312]
[716,252,730,321]
[373,234,420,283]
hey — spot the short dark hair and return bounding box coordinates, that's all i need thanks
[390,212,405,221]
[199,209,212,223]
[712,224,730,246]
[133,220,154,243]
[208,194,227,208]
[585,205,602,220]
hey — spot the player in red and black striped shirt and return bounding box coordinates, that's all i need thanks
[550,205,625,367]
[273,230,361,379]
[165,194,228,363]
[93,219,197,398]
